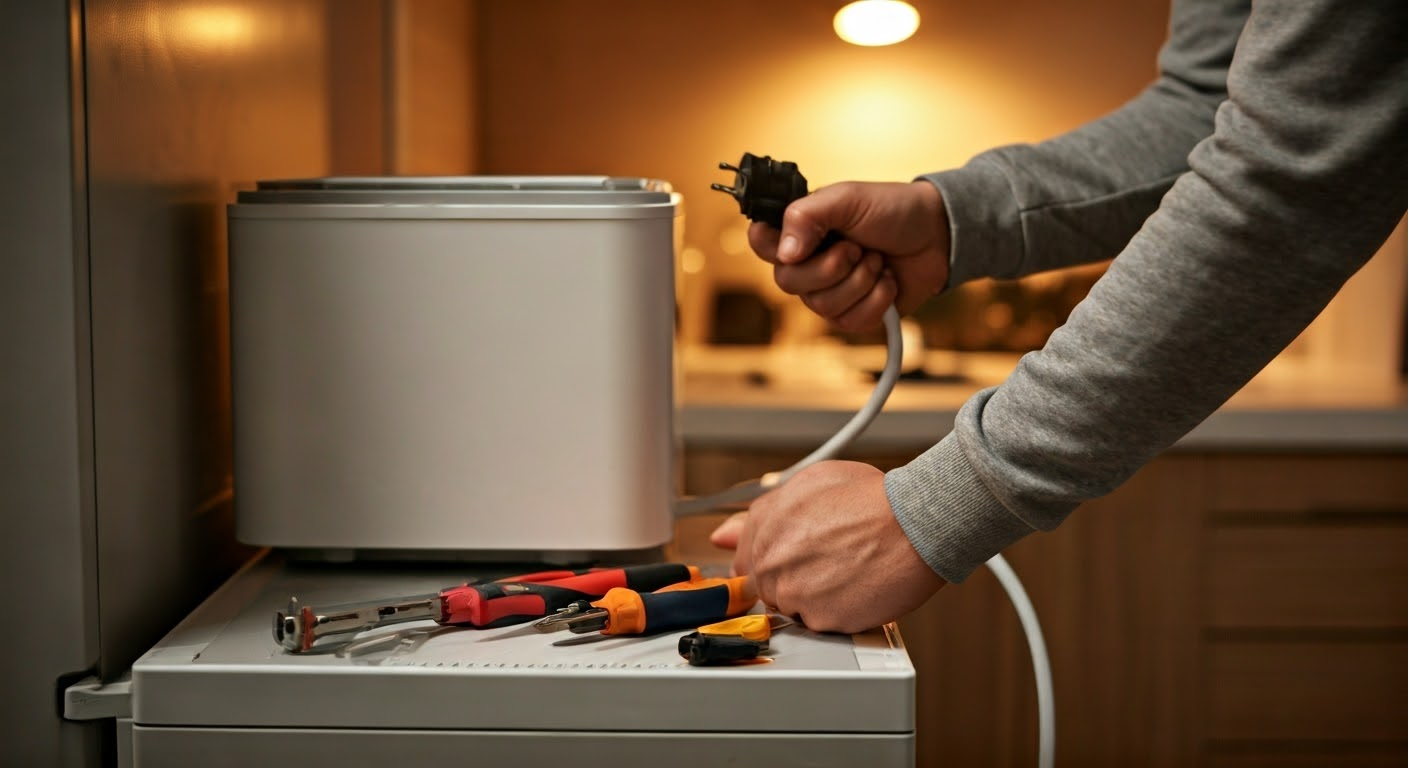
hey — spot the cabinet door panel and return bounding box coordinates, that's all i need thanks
[1206,526,1408,629]
[1205,748,1408,768]
[1207,456,1408,519]
[1207,642,1408,741]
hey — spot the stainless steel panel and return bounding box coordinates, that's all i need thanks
[228,198,678,553]
[0,1,103,765]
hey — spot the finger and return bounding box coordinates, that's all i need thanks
[730,517,755,578]
[767,592,801,626]
[748,222,783,264]
[748,550,780,615]
[752,569,779,614]
[709,512,749,549]
[831,269,899,333]
[800,251,885,320]
[773,241,862,295]
[777,182,868,265]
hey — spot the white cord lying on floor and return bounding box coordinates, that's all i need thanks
[673,302,1055,768]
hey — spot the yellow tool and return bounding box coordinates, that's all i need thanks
[678,614,793,666]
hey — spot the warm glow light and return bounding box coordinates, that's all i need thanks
[718,225,751,257]
[175,5,255,49]
[834,0,920,47]
[681,247,707,275]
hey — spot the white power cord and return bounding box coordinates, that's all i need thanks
[674,302,1055,768]
[673,305,905,516]
[987,552,1056,768]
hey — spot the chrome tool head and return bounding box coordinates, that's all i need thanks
[274,597,311,652]
[531,600,607,634]
[272,593,442,654]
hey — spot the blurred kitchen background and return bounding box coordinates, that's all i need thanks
[348,0,1404,391]
[73,0,1408,421]
[472,1,1408,392]
[475,0,1155,359]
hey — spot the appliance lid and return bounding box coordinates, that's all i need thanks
[230,175,679,219]
[254,175,666,191]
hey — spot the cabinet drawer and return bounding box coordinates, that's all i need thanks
[1206,642,1408,741]
[1205,747,1408,768]
[1205,525,1408,629]
[1207,456,1408,519]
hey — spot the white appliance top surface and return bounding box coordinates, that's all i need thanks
[131,554,914,733]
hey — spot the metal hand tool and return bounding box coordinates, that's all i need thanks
[275,562,702,653]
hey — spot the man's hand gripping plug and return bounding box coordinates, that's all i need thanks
[709,154,949,633]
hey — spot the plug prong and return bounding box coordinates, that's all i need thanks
[718,162,740,172]
[710,183,738,194]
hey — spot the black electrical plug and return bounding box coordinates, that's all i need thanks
[712,152,841,251]
[711,153,810,229]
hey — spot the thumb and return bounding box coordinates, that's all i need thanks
[776,182,867,265]
[709,511,749,549]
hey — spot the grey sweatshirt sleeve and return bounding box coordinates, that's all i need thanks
[885,0,1408,584]
[926,0,1250,285]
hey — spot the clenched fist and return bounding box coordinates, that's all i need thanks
[750,180,949,333]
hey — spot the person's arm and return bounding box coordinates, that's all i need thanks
[888,0,1408,584]
[930,0,1249,286]
[743,0,1250,332]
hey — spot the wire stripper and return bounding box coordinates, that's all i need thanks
[275,562,702,653]
[532,575,757,636]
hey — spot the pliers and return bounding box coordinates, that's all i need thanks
[276,562,702,653]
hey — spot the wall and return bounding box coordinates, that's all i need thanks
[477,0,1173,343]
[390,0,479,174]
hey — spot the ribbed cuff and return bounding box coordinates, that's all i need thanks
[883,432,1036,584]
[918,158,1025,287]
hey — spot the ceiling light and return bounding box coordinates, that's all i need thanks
[834,0,920,47]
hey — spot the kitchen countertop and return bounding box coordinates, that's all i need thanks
[680,345,1408,452]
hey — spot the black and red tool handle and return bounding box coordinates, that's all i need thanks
[439,562,701,629]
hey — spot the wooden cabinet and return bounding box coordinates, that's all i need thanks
[678,448,1408,767]
[1199,456,1408,766]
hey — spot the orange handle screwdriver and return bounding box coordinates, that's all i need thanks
[533,576,757,636]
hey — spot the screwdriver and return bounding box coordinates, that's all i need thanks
[532,575,757,636]
[276,562,702,653]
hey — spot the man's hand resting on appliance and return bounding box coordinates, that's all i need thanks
[750,180,949,333]
[709,461,947,633]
